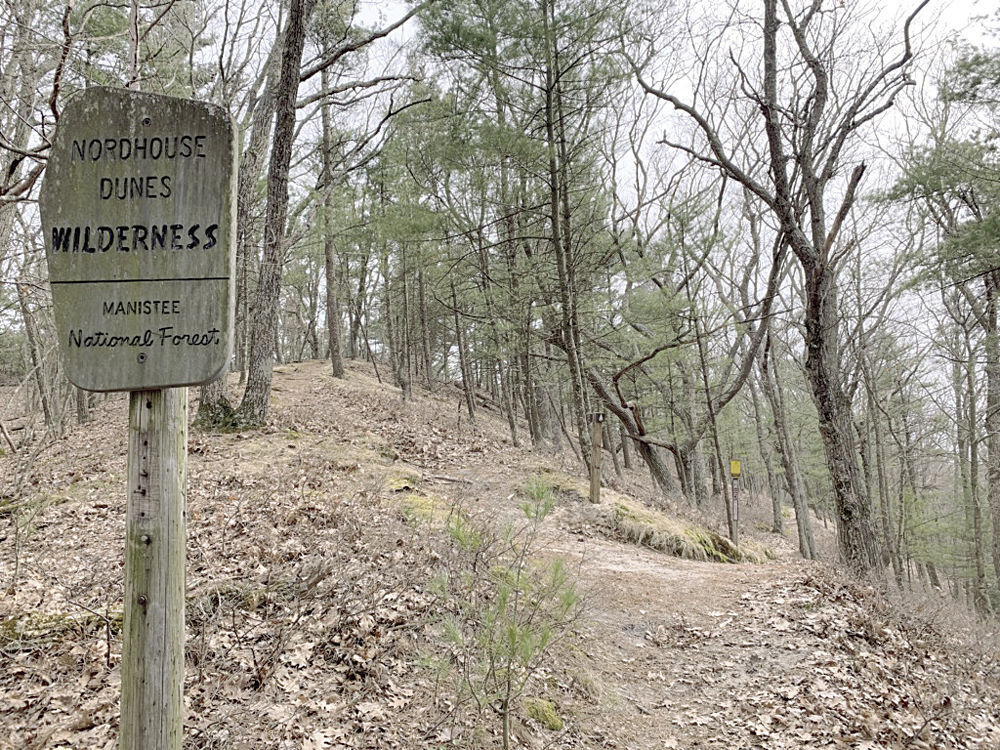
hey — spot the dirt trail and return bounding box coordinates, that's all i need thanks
[548,535,804,748]
[2,360,997,749]
[205,361,1000,749]
[420,458,816,749]
[347,356,999,749]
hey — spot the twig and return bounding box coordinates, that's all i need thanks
[0,421,15,452]
[429,474,473,485]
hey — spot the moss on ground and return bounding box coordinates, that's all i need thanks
[397,491,448,522]
[386,469,421,493]
[524,697,564,731]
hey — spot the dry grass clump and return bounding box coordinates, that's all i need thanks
[522,469,775,565]
[606,496,761,564]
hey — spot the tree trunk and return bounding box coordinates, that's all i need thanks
[401,252,413,396]
[691,307,735,542]
[801,258,877,570]
[418,270,433,388]
[347,251,369,361]
[983,273,1000,585]
[76,388,89,425]
[605,416,623,479]
[194,374,233,428]
[869,384,902,585]
[232,47,281,381]
[323,229,345,378]
[676,365,708,507]
[541,0,588,461]
[620,424,632,470]
[749,375,782,535]
[236,0,313,426]
[587,370,678,500]
[452,282,476,421]
[959,332,987,609]
[383,248,408,400]
[17,282,55,430]
[761,339,814,559]
[475,229,518,445]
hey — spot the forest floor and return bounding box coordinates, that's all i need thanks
[1,359,999,749]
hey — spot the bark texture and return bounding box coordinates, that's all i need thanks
[237,0,313,425]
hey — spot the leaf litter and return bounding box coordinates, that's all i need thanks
[1,359,998,748]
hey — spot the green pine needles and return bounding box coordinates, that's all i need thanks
[428,478,581,748]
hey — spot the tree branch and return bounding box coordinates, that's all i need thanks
[299,2,428,83]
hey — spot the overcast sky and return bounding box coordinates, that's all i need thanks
[916,0,996,43]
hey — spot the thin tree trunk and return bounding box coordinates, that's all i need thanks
[348,252,368,360]
[604,412,623,479]
[541,0,587,462]
[761,339,814,559]
[76,388,89,425]
[418,270,433,388]
[323,233,345,378]
[959,334,987,609]
[856,349,901,584]
[17,282,54,429]
[750,375,782,534]
[870,384,902,585]
[452,282,476,420]
[692,310,735,543]
[382,248,406,399]
[523,346,542,446]
[684,365,709,507]
[405,259,414,391]
[983,274,1000,584]
[619,424,633,470]
[398,248,412,400]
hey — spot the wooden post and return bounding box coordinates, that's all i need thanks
[38,87,235,750]
[732,477,740,545]
[121,388,187,750]
[729,459,741,546]
[589,413,604,504]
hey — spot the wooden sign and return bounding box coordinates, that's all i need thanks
[40,87,237,392]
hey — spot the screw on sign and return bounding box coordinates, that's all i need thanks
[40,87,236,750]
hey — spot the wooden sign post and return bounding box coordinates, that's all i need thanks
[40,88,236,750]
[121,388,187,749]
[729,459,741,546]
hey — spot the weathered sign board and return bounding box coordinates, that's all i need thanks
[40,87,237,391]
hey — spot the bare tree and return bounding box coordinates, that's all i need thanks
[632,0,929,571]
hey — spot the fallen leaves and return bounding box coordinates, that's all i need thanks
[2,361,998,749]
[641,568,1000,749]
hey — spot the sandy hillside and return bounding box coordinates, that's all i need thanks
[2,359,999,749]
